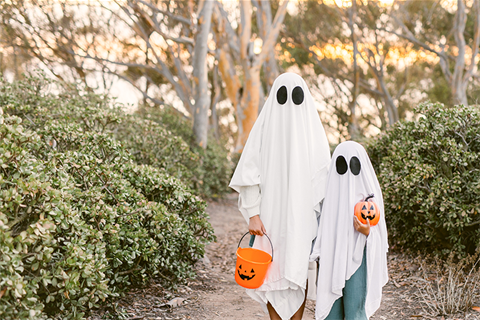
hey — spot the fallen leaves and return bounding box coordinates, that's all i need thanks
[0,288,7,299]
[165,297,185,308]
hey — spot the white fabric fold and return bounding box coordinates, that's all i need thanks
[239,185,261,218]
[310,141,388,320]
[230,73,331,319]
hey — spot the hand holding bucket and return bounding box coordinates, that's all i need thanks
[234,232,273,289]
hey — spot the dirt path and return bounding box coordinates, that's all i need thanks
[184,195,405,320]
[90,194,479,320]
[170,193,315,320]
[174,194,479,320]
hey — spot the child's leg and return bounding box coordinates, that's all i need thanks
[325,297,344,320]
[343,247,368,320]
[266,283,308,320]
[267,302,282,320]
[290,282,308,320]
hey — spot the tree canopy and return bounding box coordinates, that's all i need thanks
[1,0,479,146]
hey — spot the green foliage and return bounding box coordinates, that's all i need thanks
[367,103,480,258]
[114,115,198,184]
[425,64,453,105]
[136,106,232,198]
[2,75,198,188]
[0,76,215,319]
[0,112,110,319]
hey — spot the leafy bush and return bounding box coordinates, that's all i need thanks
[367,103,480,258]
[0,112,110,319]
[0,76,215,319]
[4,75,232,199]
[114,116,197,183]
[1,75,198,188]
[137,106,233,198]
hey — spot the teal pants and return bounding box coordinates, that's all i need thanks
[325,247,368,320]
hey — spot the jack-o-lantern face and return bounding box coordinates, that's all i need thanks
[237,264,256,281]
[360,203,376,221]
[354,194,380,226]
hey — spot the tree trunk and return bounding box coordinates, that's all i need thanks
[452,0,468,106]
[382,83,399,124]
[257,82,266,115]
[236,69,261,151]
[235,0,288,151]
[348,0,360,140]
[192,0,214,148]
[209,61,221,140]
[392,0,479,107]
[213,0,288,152]
[260,0,280,94]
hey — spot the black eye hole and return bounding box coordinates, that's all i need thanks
[277,85,287,105]
[369,205,375,211]
[292,86,304,105]
[350,156,361,176]
[336,156,348,175]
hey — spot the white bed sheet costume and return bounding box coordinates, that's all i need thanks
[229,73,331,319]
[310,141,389,320]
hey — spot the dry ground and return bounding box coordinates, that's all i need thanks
[90,194,480,320]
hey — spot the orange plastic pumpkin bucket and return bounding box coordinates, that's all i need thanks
[354,193,380,226]
[235,232,273,289]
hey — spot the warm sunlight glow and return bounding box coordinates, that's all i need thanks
[308,42,442,71]
[36,0,126,4]
[310,43,352,62]
[323,0,394,8]
[440,0,458,12]
[320,0,458,9]
[254,39,263,55]
[379,0,394,6]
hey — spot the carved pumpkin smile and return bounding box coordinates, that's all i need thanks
[237,264,256,281]
[360,203,377,221]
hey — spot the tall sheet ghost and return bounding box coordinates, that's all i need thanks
[230,73,331,319]
[310,141,389,320]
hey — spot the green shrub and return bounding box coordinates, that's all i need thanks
[1,75,198,189]
[137,106,233,198]
[0,112,110,319]
[41,126,212,288]
[122,164,214,282]
[114,116,197,183]
[0,76,215,319]
[4,75,232,199]
[367,103,480,258]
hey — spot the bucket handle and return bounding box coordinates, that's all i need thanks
[237,232,274,262]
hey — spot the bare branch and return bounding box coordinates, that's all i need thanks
[464,0,480,83]
[239,0,253,66]
[395,65,408,101]
[452,0,467,96]
[132,4,194,45]
[167,44,193,113]
[382,3,455,82]
[136,0,192,26]
[215,1,240,57]
[254,0,289,69]
[103,69,167,108]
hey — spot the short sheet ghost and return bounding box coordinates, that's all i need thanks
[310,141,389,320]
[229,73,331,319]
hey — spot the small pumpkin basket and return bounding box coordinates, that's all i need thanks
[354,193,380,226]
[234,232,273,289]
